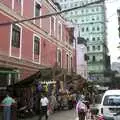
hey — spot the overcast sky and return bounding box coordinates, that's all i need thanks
[106,0,120,63]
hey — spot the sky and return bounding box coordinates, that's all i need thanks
[106,0,120,63]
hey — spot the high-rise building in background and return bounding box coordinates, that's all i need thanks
[55,0,111,82]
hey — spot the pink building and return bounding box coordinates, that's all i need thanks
[0,0,75,87]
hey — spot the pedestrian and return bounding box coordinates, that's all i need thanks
[0,92,16,120]
[49,94,57,113]
[76,100,87,120]
[39,93,49,120]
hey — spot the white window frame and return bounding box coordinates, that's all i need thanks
[9,24,22,59]
[50,16,56,36]
[33,34,41,64]
[57,48,62,68]
[66,53,69,71]
[57,21,62,41]
[12,0,23,15]
[34,0,42,27]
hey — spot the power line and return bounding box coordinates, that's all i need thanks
[0,0,105,26]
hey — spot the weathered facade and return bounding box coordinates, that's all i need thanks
[0,0,75,87]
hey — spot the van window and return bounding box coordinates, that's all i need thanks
[103,95,120,106]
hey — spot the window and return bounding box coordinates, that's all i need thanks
[86,38,89,41]
[97,16,99,20]
[82,27,84,32]
[92,27,95,31]
[87,46,90,51]
[58,22,62,40]
[93,56,96,62]
[75,19,77,23]
[71,11,73,15]
[34,36,40,55]
[51,17,55,36]
[97,27,100,31]
[98,46,100,50]
[96,7,99,11]
[70,3,73,7]
[92,46,95,50]
[81,9,84,13]
[87,56,89,60]
[103,95,120,106]
[86,27,89,32]
[57,49,62,67]
[75,11,78,14]
[12,24,21,48]
[66,54,69,71]
[64,5,67,9]
[70,57,72,72]
[82,19,84,22]
[92,37,95,41]
[75,3,77,7]
[17,0,21,4]
[92,18,95,21]
[35,3,41,17]
[97,37,100,40]
[92,8,94,12]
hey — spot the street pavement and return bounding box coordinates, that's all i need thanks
[0,108,94,120]
[18,109,93,120]
[18,109,78,120]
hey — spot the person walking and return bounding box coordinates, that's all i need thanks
[49,94,57,113]
[0,92,16,120]
[39,94,49,120]
[76,100,87,120]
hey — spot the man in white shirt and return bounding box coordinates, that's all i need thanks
[39,94,49,120]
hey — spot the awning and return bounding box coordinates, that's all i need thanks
[0,70,18,74]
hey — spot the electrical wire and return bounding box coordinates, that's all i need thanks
[0,0,105,26]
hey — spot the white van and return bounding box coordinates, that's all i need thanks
[99,90,120,120]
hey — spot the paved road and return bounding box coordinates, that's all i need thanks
[19,109,93,120]
[18,109,78,120]
[0,109,93,120]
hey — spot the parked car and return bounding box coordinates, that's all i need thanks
[98,89,120,120]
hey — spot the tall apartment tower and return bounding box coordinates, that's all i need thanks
[55,0,110,82]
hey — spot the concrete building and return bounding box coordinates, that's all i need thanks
[76,37,87,79]
[117,9,120,38]
[0,0,75,87]
[112,62,120,73]
[55,0,110,82]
